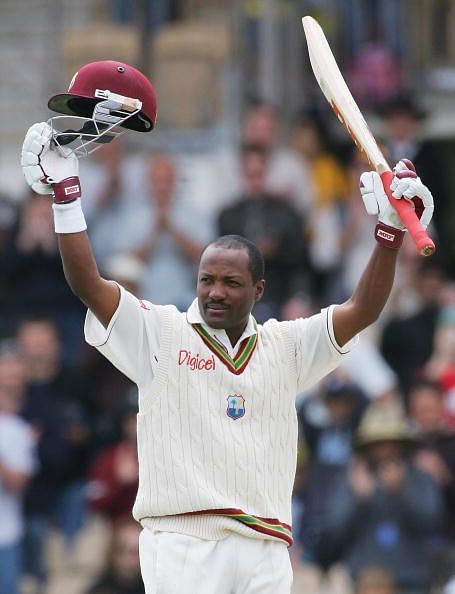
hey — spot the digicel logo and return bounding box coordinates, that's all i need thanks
[178,350,216,371]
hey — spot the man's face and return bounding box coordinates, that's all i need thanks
[409,386,445,433]
[18,321,60,366]
[197,246,264,333]
[148,155,176,206]
[243,107,277,151]
[385,113,419,142]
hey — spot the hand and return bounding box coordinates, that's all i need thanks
[349,458,376,499]
[360,159,434,249]
[21,122,81,203]
[414,449,451,485]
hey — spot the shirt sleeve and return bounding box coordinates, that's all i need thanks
[288,305,358,393]
[84,284,162,388]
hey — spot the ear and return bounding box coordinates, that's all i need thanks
[254,280,265,302]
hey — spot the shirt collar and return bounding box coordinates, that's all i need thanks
[186,298,257,357]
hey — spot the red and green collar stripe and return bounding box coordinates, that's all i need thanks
[192,321,258,375]
[183,508,292,546]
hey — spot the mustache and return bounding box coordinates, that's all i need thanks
[205,302,230,308]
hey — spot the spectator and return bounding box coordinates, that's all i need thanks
[297,378,367,561]
[79,139,151,269]
[0,341,36,594]
[0,191,83,353]
[319,399,443,594]
[87,393,139,523]
[381,261,445,396]
[217,143,308,319]
[292,115,350,302]
[409,381,455,542]
[213,101,314,214]
[85,518,144,594]
[133,154,213,309]
[18,316,91,587]
[379,94,452,270]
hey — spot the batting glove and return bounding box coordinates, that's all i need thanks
[360,159,434,249]
[21,122,81,203]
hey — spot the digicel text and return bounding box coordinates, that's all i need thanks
[178,350,216,371]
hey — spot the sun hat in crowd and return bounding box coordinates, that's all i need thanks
[354,399,415,450]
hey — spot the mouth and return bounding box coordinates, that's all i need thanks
[205,303,230,312]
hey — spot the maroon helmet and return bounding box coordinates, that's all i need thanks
[49,60,157,131]
[47,61,157,156]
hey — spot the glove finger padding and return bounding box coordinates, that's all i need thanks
[360,171,388,216]
[21,121,80,202]
[21,122,54,194]
[394,158,417,174]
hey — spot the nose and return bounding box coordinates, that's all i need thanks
[208,282,226,301]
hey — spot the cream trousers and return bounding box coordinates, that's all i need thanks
[139,528,293,594]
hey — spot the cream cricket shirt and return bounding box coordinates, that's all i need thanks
[85,287,356,546]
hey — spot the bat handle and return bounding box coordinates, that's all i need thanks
[380,171,436,257]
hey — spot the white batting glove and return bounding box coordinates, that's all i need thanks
[390,159,434,229]
[360,159,434,249]
[21,122,81,203]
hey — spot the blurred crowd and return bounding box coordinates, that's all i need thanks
[0,94,454,594]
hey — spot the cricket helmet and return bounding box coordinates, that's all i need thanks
[47,60,157,156]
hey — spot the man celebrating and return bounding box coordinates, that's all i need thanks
[21,61,434,594]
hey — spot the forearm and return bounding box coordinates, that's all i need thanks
[58,231,119,327]
[333,245,398,346]
[351,244,397,323]
[58,231,102,299]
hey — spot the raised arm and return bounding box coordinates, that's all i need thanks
[21,122,119,328]
[57,232,119,328]
[333,160,434,347]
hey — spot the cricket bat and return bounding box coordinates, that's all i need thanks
[302,16,435,256]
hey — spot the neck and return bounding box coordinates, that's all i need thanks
[225,321,249,347]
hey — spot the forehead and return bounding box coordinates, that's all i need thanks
[199,246,251,278]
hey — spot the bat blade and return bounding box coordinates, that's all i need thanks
[302,16,387,172]
[302,15,435,256]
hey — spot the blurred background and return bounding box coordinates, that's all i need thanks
[0,1,454,594]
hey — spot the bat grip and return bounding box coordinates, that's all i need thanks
[380,171,435,257]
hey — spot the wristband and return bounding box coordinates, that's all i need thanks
[52,198,87,234]
[52,176,81,204]
[374,222,404,249]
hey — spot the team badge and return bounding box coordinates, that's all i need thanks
[227,394,245,420]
